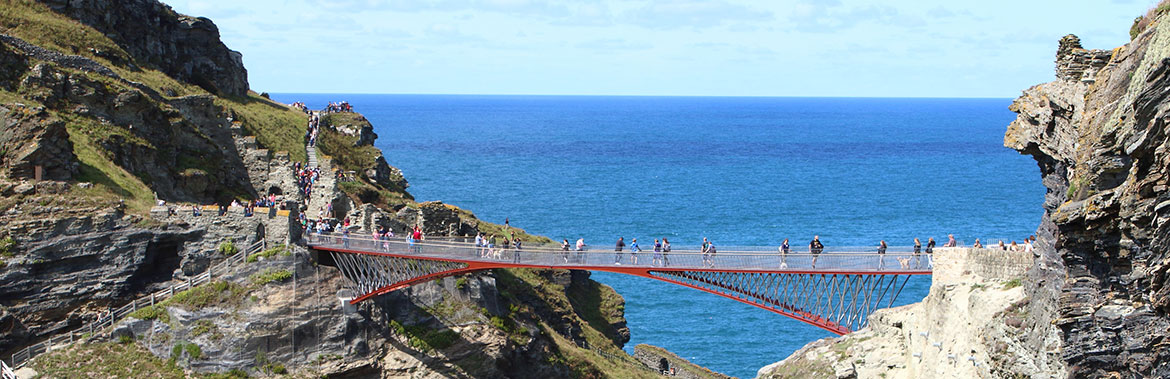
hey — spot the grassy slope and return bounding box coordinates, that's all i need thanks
[29,342,189,379]
[496,268,652,377]
[0,0,307,215]
[29,341,251,379]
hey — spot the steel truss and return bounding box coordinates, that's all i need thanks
[325,249,914,335]
[650,271,912,334]
[330,252,475,302]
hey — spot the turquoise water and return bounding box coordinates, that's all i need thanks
[274,94,1043,377]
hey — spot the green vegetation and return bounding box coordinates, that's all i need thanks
[388,319,461,352]
[246,244,290,262]
[456,277,468,289]
[129,281,249,322]
[635,344,729,379]
[539,324,660,379]
[0,237,13,269]
[29,342,188,379]
[68,116,157,214]
[313,353,343,364]
[250,268,292,285]
[1131,0,1170,39]
[0,236,15,257]
[1004,278,1023,289]
[218,240,239,256]
[205,369,250,379]
[254,351,288,375]
[190,319,218,339]
[170,341,202,361]
[216,94,308,163]
[318,113,382,172]
[0,1,132,65]
[128,303,171,323]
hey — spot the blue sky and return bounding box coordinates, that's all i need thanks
[169,0,1154,97]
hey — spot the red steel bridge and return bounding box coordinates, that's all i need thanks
[306,233,932,335]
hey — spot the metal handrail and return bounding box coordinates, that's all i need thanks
[6,239,267,370]
[306,232,949,272]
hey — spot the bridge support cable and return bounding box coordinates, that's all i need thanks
[330,252,473,301]
[649,271,910,334]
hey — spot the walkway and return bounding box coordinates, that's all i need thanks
[307,234,932,334]
[303,124,335,221]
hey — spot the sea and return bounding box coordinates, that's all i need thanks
[273,94,1044,378]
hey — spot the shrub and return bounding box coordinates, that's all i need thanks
[1004,278,1023,289]
[0,236,15,257]
[129,305,170,323]
[190,319,215,337]
[389,320,460,351]
[218,240,238,256]
[250,268,292,285]
[456,277,468,289]
[170,341,201,360]
[246,244,289,263]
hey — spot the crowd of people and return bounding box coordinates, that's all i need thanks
[325,101,353,113]
[290,101,309,113]
[972,235,1036,253]
[293,162,321,208]
[305,112,321,147]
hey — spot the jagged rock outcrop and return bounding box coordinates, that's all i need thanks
[0,40,29,89]
[756,249,1037,379]
[35,0,249,97]
[9,57,259,202]
[1002,14,1170,377]
[0,104,77,180]
[0,206,203,354]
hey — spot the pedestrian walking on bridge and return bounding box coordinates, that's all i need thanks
[614,237,625,265]
[809,236,824,268]
[779,239,790,269]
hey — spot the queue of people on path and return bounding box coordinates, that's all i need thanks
[294,162,321,210]
[305,112,321,147]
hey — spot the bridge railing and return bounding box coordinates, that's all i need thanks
[307,233,935,272]
[5,240,267,371]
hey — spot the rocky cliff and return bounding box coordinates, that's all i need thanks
[35,0,249,97]
[0,0,665,376]
[760,8,1170,379]
[1003,12,1170,377]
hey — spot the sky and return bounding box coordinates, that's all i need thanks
[168,0,1156,97]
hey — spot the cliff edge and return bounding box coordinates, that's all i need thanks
[760,7,1170,379]
[1004,9,1170,378]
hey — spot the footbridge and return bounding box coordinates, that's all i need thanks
[307,234,932,335]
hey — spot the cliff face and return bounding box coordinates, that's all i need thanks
[0,1,656,376]
[35,0,249,97]
[756,249,1040,379]
[760,12,1170,379]
[1004,15,1170,377]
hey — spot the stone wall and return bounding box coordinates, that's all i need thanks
[1055,34,1112,82]
[931,248,1034,287]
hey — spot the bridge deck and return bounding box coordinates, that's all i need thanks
[306,233,933,274]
